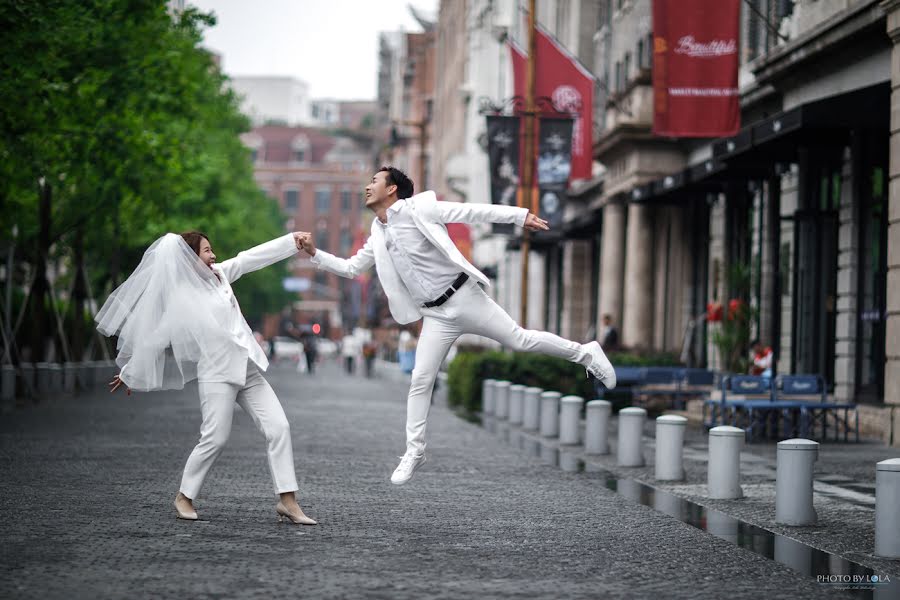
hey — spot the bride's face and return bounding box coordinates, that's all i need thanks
[198,238,216,269]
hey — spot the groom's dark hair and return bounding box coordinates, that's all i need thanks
[379,166,414,199]
[180,230,210,255]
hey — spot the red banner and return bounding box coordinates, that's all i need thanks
[509,25,594,181]
[652,0,740,137]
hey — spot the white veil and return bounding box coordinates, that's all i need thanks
[96,233,239,391]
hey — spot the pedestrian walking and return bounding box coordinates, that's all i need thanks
[96,231,316,525]
[297,167,616,485]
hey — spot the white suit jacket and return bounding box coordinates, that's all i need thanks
[310,191,528,324]
[122,233,298,388]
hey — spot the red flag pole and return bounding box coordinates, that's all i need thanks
[519,0,537,327]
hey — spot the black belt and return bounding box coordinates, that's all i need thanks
[423,273,469,308]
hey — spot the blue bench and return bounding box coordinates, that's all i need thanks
[775,375,859,442]
[703,375,779,441]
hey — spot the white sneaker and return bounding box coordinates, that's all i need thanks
[583,341,617,389]
[391,451,427,485]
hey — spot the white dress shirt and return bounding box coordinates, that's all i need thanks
[378,200,462,305]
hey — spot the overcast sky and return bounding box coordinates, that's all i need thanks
[189,0,438,100]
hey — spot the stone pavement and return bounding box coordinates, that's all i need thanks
[0,359,887,599]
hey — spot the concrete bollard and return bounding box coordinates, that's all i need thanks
[875,458,900,559]
[617,407,646,467]
[708,426,745,499]
[508,384,526,425]
[775,438,819,526]
[1,364,15,402]
[522,387,542,431]
[494,381,511,419]
[482,379,496,415]
[36,362,52,396]
[20,362,35,396]
[559,395,584,445]
[585,400,611,455]
[655,415,687,481]
[49,363,63,393]
[63,363,78,394]
[539,391,561,438]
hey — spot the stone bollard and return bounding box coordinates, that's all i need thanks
[655,415,687,481]
[708,426,745,499]
[63,363,78,394]
[522,387,542,431]
[617,407,646,467]
[49,363,63,393]
[36,362,52,396]
[559,395,584,445]
[20,362,35,396]
[775,438,819,526]
[585,400,611,455]
[540,391,561,438]
[494,381,511,419]
[1,364,15,403]
[875,458,900,559]
[482,379,496,415]
[508,384,526,425]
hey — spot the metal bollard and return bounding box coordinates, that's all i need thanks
[585,400,611,455]
[540,391,561,438]
[655,415,687,481]
[617,407,646,467]
[775,438,819,526]
[482,379,496,415]
[875,458,900,558]
[1,364,15,403]
[63,363,78,394]
[508,384,526,425]
[559,395,584,445]
[494,381,511,419]
[522,387,542,431]
[708,426,744,499]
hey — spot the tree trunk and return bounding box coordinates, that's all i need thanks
[29,180,51,363]
[71,227,87,362]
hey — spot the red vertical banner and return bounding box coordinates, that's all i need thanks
[509,25,594,181]
[652,0,741,137]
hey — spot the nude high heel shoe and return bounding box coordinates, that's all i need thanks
[174,493,198,521]
[276,502,317,525]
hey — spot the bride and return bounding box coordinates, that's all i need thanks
[96,230,316,525]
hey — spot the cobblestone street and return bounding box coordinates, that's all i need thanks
[0,361,880,599]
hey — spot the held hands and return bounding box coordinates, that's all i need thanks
[293,231,316,256]
[109,374,131,395]
[524,213,550,232]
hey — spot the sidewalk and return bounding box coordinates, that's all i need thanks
[0,359,884,598]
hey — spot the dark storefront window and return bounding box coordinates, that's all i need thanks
[857,164,888,403]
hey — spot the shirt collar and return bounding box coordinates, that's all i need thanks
[387,199,406,214]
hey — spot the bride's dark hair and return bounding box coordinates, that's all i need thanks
[180,231,209,255]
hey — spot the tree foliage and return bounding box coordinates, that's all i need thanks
[1,0,292,359]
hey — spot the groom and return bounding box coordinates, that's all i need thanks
[297,167,616,484]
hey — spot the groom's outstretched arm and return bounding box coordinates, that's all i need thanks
[217,233,300,284]
[434,200,548,231]
[299,233,376,278]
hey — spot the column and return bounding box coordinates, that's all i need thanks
[884,0,900,445]
[599,201,626,330]
[622,202,654,348]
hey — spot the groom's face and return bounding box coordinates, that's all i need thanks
[365,171,396,209]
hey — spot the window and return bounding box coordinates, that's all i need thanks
[314,271,328,287]
[284,190,299,211]
[614,61,622,92]
[250,148,258,163]
[293,149,305,162]
[623,52,631,86]
[340,229,353,254]
[315,230,329,253]
[341,190,353,212]
[315,187,331,214]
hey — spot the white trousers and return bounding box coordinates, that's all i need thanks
[180,362,298,499]
[406,279,590,454]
